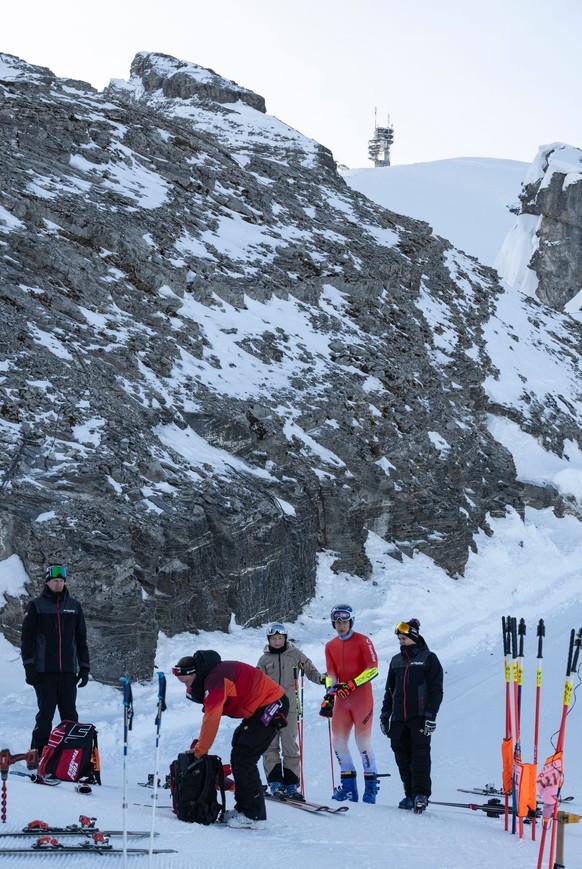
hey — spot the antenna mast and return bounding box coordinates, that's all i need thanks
[368,109,394,167]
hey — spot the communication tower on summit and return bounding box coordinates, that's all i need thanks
[368,109,394,167]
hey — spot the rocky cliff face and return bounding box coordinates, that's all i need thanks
[1,52,581,681]
[496,143,582,316]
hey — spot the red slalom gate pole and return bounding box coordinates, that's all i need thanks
[510,616,520,835]
[516,618,526,839]
[501,616,513,833]
[531,619,544,842]
[536,628,581,869]
[546,629,581,869]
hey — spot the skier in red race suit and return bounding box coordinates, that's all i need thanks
[322,604,379,803]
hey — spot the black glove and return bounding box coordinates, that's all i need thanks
[422,719,436,736]
[334,680,356,699]
[319,693,335,718]
[77,668,90,688]
[25,665,39,686]
[380,718,389,736]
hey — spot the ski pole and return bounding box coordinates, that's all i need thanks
[532,619,544,842]
[293,667,302,794]
[516,617,526,839]
[327,719,335,792]
[119,677,133,869]
[148,672,166,869]
[299,664,305,796]
[517,618,526,725]
[544,628,581,869]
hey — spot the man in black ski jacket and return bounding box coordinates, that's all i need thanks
[380,619,443,812]
[21,564,90,756]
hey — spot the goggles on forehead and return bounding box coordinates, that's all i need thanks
[267,623,287,637]
[172,664,196,677]
[332,610,352,623]
[395,622,413,636]
[46,565,67,579]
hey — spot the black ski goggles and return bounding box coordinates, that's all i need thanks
[46,565,67,580]
[172,664,196,677]
[267,623,287,637]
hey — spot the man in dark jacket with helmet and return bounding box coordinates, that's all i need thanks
[21,563,90,757]
[173,649,289,829]
[380,619,443,813]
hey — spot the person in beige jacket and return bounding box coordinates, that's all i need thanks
[257,622,325,799]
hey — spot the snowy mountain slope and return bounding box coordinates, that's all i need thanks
[5,51,582,681]
[344,157,528,267]
[1,49,582,868]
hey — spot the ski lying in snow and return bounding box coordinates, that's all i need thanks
[432,799,516,817]
[0,828,155,838]
[457,787,574,802]
[265,793,348,813]
[0,845,176,854]
[10,769,92,793]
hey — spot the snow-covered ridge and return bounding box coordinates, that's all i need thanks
[0,51,56,83]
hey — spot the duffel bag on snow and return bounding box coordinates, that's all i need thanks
[38,720,101,784]
[169,752,225,824]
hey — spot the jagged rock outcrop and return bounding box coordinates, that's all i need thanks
[496,143,582,315]
[1,52,581,681]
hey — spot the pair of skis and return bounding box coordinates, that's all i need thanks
[265,791,348,814]
[0,839,176,855]
[0,815,158,838]
[0,815,173,855]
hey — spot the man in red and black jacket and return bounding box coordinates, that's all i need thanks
[173,649,289,828]
[380,619,443,813]
[21,564,90,756]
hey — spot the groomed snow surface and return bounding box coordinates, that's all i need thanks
[1,507,582,868]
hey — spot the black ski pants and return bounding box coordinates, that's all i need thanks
[230,694,290,820]
[389,717,432,798]
[32,672,78,753]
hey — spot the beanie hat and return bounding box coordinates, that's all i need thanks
[395,618,421,641]
[45,564,67,582]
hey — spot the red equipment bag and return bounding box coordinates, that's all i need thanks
[38,721,101,784]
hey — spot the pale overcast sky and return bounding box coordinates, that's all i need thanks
[4,0,582,169]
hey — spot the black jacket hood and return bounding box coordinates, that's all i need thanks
[188,649,222,703]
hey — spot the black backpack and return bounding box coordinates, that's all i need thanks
[38,720,101,784]
[170,752,225,825]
